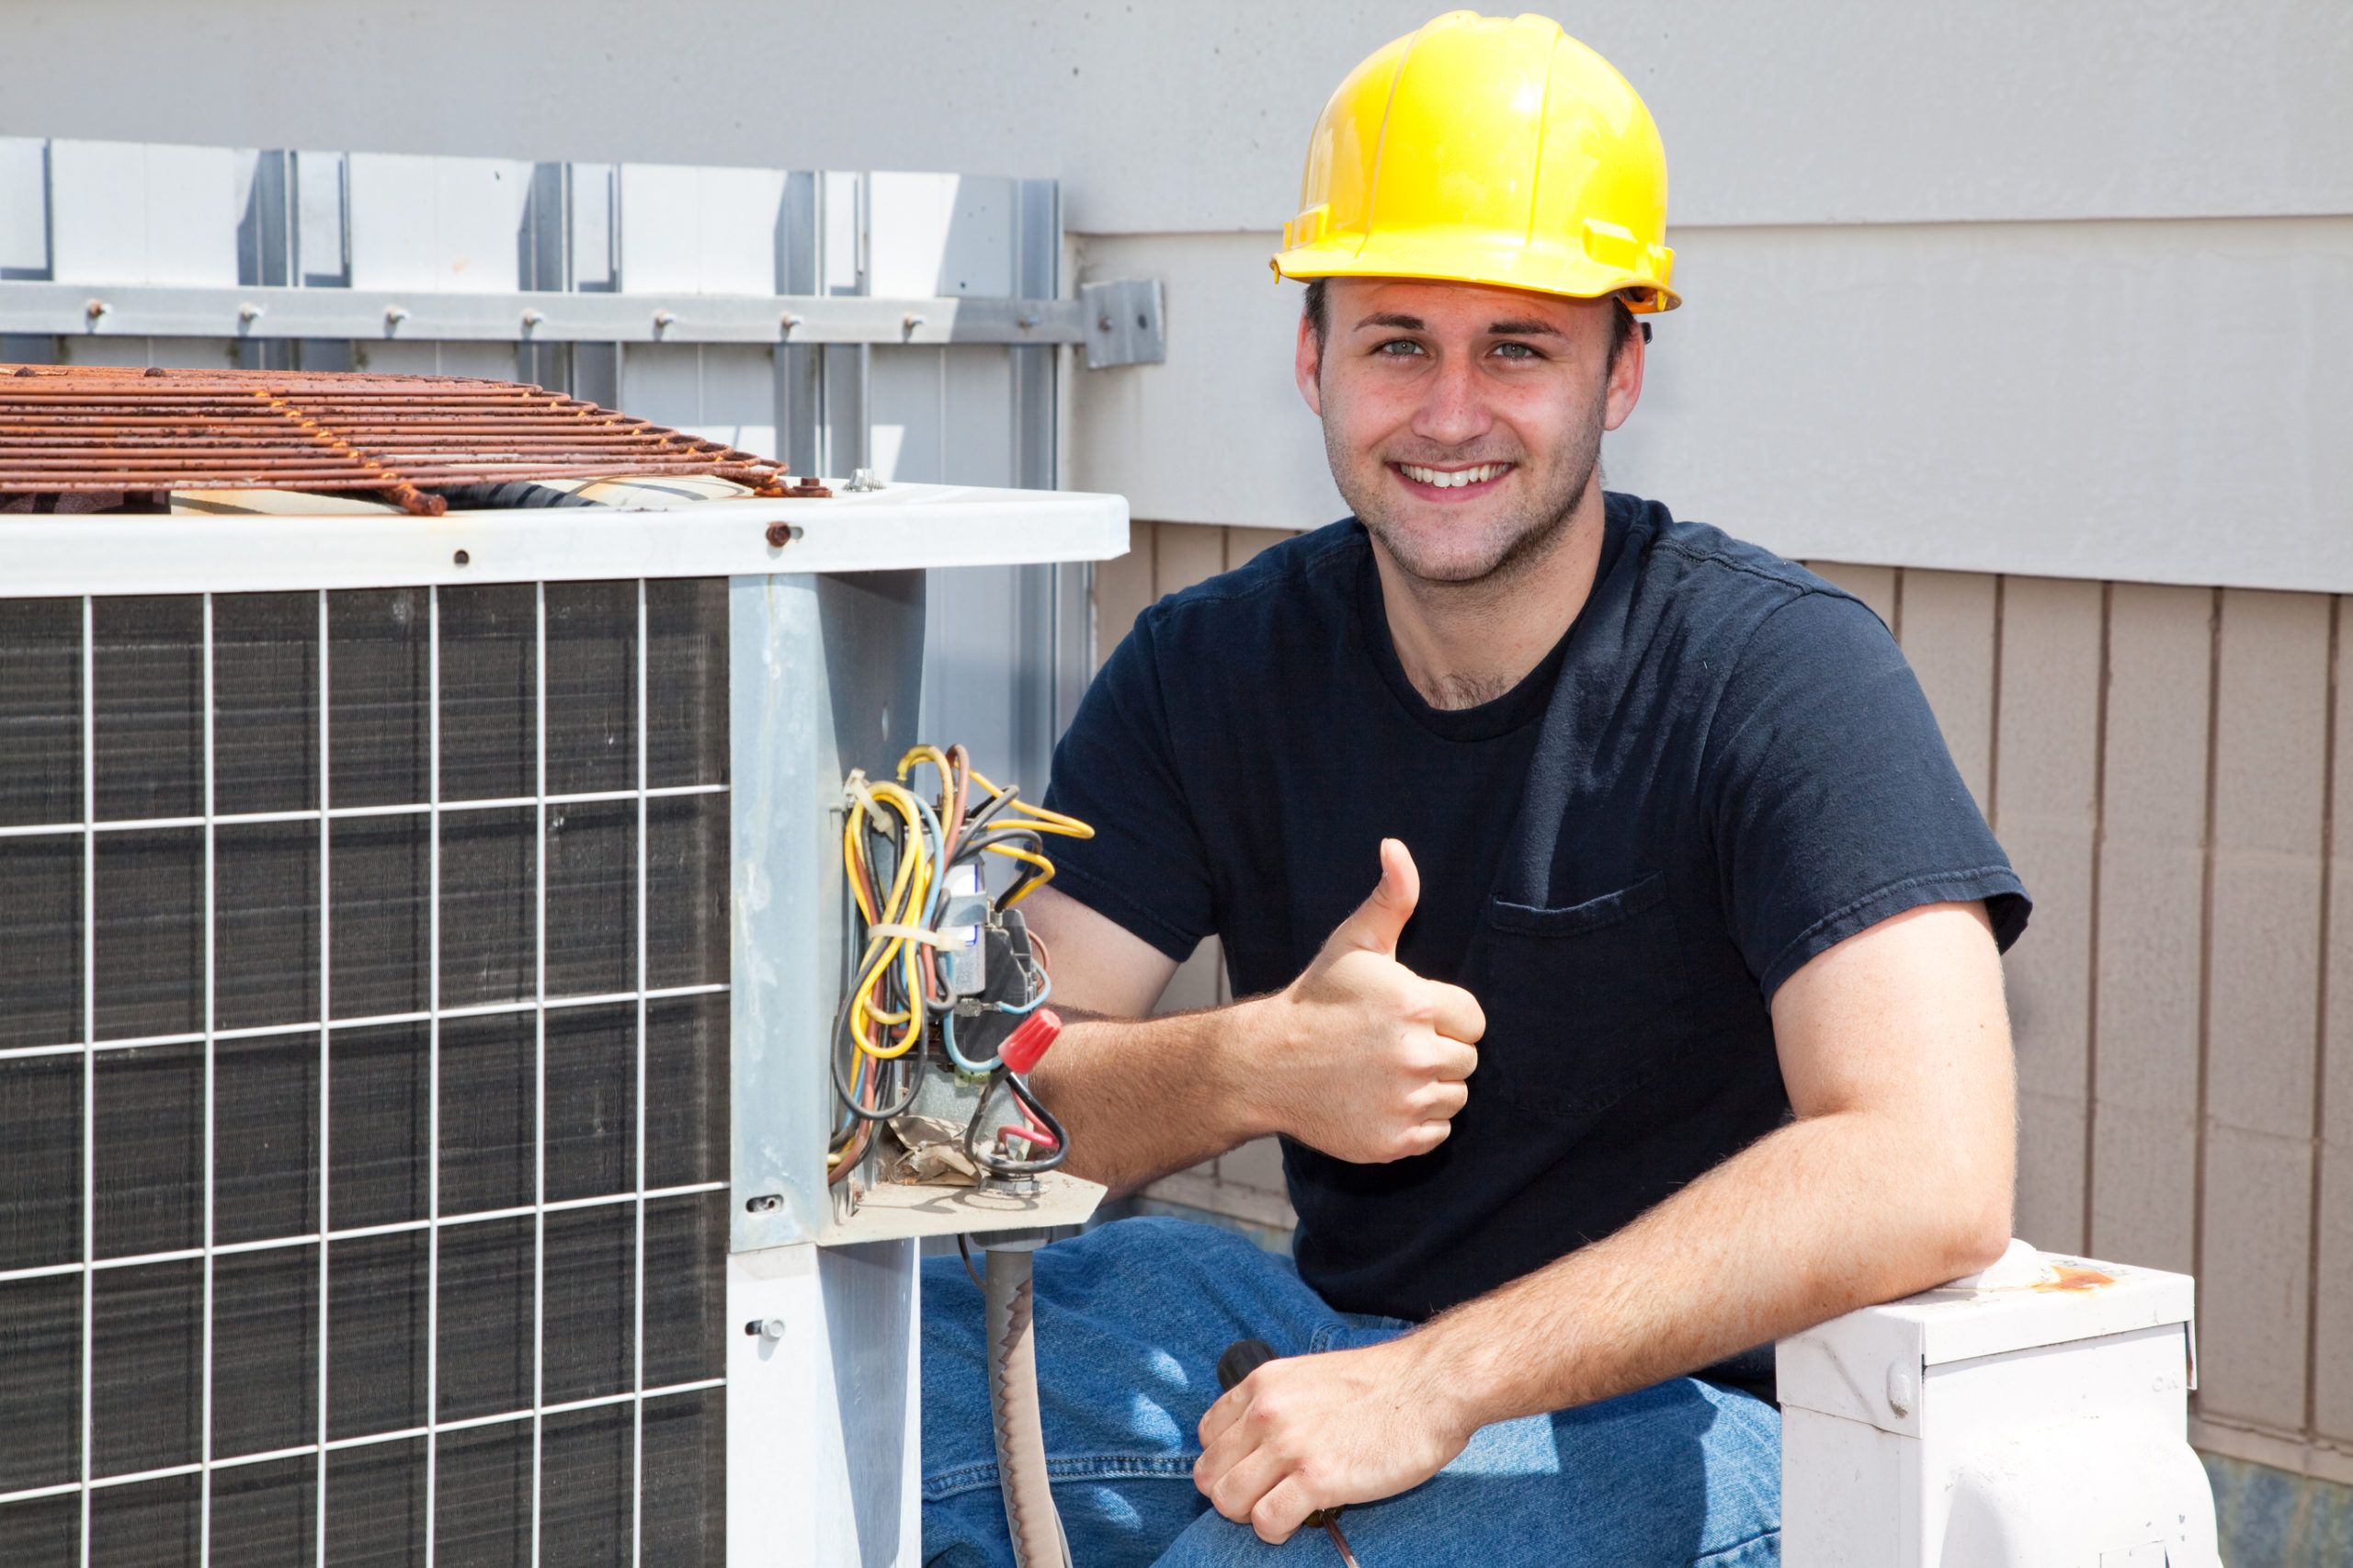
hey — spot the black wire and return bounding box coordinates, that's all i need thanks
[959,784,1023,838]
[835,767,1075,1176]
[961,1067,1069,1178]
[1003,1072,1070,1173]
[956,1232,985,1291]
[950,825,1047,862]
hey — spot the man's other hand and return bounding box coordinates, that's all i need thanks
[1194,1336,1474,1543]
[1253,838,1483,1163]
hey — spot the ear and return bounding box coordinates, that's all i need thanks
[1601,313,1646,433]
[1294,311,1324,418]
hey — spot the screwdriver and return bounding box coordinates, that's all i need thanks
[1215,1339,1365,1568]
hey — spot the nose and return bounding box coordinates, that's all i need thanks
[1409,351,1494,450]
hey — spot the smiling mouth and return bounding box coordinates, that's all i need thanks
[1391,460,1513,494]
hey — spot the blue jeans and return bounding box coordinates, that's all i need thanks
[921,1216,1780,1566]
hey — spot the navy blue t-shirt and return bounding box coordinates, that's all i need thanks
[1042,494,2029,1381]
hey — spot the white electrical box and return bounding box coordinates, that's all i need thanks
[1778,1242,2220,1568]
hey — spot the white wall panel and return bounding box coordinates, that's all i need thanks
[293,148,347,286]
[870,346,946,485]
[616,163,788,294]
[941,348,1016,490]
[355,341,522,381]
[47,141,238,286]
[569,163,616,291]
[613,342,778,460]
[1,2,2343,235]
[345,153,534,292]
[1074,221,2353,594]
[688,343,779,457]
[867,173,1015,300]
[1069,231,1345,532]
[56,335,234,369]
[0,138,49,277]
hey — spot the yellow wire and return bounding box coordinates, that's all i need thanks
[844,778,932,1058]
[986,842,1058,907]
[839,751,1096,1066]
[964,766,1095,839]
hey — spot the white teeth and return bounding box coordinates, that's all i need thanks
[1401,462,1505,488]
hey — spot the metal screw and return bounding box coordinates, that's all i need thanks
[764,521,800,548]
[901,312,926,336]
[745,1194,782,1213]
[744,1317,788,1342]
[653,309,677,332]
[1016,313,1039,330]
[1097,314,1113,332]
[384,303,410,327]
[85,299,109,323]
[521,308,546,329]
[452,549,471,567]
[238,302,266,325]
[1885,1363,1916,1417]
[780,312,803,334]
[846,467,883,492]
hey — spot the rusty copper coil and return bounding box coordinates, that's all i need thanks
[0,364,825,516]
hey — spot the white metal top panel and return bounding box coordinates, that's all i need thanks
[0,482,1129,596]
[1779,1252,2197,1429]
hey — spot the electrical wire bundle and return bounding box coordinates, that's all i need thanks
[828,743,1094,1187]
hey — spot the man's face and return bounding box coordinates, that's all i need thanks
[1296,278,1643,586]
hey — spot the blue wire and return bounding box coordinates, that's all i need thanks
[995,962,1051,1015]
[939,1006,1000,1074]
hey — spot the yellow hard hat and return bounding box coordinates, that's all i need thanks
[1272,11,1677,312]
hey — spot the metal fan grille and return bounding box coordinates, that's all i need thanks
[0,578,731,1567]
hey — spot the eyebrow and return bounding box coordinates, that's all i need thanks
[1353,311,1565,340]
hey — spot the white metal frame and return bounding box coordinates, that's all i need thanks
[0,484,1127,601]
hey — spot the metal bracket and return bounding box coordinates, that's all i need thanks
[1078,278,1166,369]
[0,279,1097,348]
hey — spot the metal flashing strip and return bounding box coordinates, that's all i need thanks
[0,281,1098,348]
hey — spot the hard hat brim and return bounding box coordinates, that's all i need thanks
[1270,232,1679,314]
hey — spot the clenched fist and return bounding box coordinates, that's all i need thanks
[1242,838,1484,1163]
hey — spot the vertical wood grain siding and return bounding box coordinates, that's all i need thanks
[1098,523,2352,1477]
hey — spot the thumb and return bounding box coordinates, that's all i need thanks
[1333,838,1419,955]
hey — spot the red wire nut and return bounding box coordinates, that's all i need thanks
[999,1008,1062,1074]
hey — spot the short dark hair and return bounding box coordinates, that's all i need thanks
[1302,275,1643,361]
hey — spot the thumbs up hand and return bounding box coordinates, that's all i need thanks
[1249,839,1485,1165]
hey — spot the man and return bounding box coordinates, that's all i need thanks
[922,13,2026,1565]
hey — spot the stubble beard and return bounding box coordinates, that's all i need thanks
[1327,398,1607,596]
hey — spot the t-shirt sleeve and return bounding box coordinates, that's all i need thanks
[1036,611,1217,962]
[1702,589,2030,998]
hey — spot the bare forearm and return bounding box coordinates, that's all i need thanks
[1413,1106,2012,1426]
[1029,1001,1272,1197]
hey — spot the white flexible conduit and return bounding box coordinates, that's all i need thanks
[983,1246,1075,1567]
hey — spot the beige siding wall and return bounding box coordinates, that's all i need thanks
[1099,521,2352,1483]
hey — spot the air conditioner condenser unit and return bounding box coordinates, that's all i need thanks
[0,366,1125,1568]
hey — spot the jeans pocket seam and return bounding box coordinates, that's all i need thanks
[924,1453,1199,1502]
[1695,1522,1781,1562]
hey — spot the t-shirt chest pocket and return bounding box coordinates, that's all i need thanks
[1467,870,1698,1120]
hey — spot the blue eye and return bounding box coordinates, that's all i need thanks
[1492,341,1541,360]
[1374,339,1426,357]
